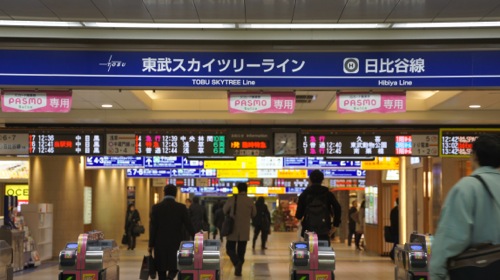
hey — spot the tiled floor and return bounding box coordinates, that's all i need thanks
[12,231,395,279]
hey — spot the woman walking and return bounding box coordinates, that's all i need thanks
[252,197,271,250]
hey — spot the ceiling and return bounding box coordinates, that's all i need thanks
[1,0,500,127]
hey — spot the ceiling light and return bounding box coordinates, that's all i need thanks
[468,105,481,109]
[82,22,236,29]
[392,21,500,28]
[0,20,82,27]
[238,23,390,29]
[101,104,113,108]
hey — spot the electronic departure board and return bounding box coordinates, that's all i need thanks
[135,133,226,156]
[440,128,500,157]
[227,131,272,156]
[29,133,104,155]
[299,134,396,156]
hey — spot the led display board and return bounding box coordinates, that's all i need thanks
[440,128,500,157]
[227,131,272,156]
[135,133,226,155]
[299,131,439,156]
[29,133,104,155]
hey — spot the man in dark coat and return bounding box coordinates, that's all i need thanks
[347,200,358,247]
[296,169,342,246]
[149,184,195,280]
[390,198,399,261]
[188,196,208,233]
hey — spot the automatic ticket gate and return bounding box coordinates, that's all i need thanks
[289,231,336,280]
[59,232,120,280]
[394,232,433,280]
[177,232,222,280]
[0,240,13,280]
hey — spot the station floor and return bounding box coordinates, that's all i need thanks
[13,231,395,280]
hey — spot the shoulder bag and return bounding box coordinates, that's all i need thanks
[221,195,238,237]
[447,175,500,280]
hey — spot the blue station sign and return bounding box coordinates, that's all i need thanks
[2,50,500,88]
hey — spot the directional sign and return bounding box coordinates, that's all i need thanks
[316,169,366,178]
[143,156,183,168]
[307,157,362,168]
[86,156,143,168]
[283,157,307,168]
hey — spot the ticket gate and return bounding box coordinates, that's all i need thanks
[0,240,13,280]
[289,231,335,280]
[177,232,222,280]
[394,232,433,280]
[59,232,120,280]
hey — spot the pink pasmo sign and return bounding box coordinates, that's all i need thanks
[337,92,406,113]
[1,90,72,113]
[228,92,295,114]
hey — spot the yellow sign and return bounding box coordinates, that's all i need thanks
[217,169,258,178]
[204,157,257,169]
[268,187,285,194]
[277,169,308,178]
[5,184,29,200]
[361,157,400,170]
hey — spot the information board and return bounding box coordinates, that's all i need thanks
[29,133,104,155]
[0,133,29,155]
[227,132,272,156]
[440,128,500,157]
[300,134,395,156]
[135,133,226,155]
[106,134,136,155]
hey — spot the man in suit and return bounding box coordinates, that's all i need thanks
[223,182,256,277]
[149,184,195,280]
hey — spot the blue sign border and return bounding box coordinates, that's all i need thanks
[1,50,500,88]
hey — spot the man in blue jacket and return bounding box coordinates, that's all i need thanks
[430,134,500,279]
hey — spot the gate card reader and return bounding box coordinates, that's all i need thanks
[59,233,120,280]
[177,232,221,280]
[394,232,433,280]
[290,231,335,280]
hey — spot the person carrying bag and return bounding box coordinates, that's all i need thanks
[221,195,237,237]
[430,134,500,280]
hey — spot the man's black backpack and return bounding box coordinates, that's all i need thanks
[304,193,331,235]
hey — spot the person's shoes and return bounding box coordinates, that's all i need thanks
[261,246,268,249]
[234,261,243,276]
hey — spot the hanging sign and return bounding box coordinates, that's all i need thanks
[1,90,72,113]
[228,92,295,114]
[337,92,406,113]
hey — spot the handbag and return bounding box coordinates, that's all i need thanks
[133,224,145,235]
[121,233,129,245]
[447,175,500,280]
[384,226,394,243]
[221,195,238,237]
[139,254,156,280]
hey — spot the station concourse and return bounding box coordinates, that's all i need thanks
[1,1,500,280]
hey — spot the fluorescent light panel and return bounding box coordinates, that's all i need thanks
[82,22,236,29]
[238,23,390,29]
[1,20,500,29]
[392,21,500,28]
[0,20,82,27]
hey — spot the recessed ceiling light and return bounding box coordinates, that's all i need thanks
[101,104,113,108]
[469,105,481,109]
